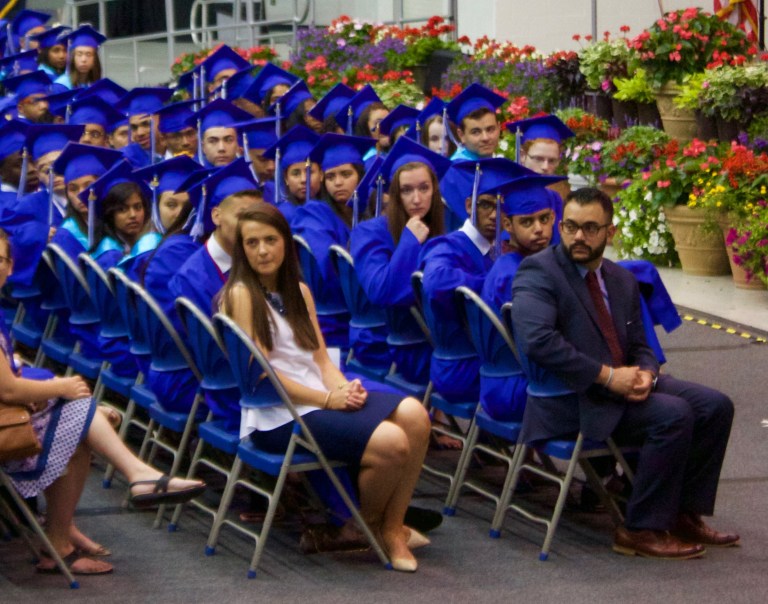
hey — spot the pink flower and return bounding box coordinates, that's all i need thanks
[657,180,671,188]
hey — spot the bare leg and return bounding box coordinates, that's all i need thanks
[357,397,430,569]
[84,406,203,495]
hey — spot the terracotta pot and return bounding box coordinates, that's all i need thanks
[636,102,662,128]
[654,83,697,143]
[664,205,730,276]
[611,99,638,129]
[717,218,766,290]
[599,177,626,200]
[695,111,718,141]
[549,179,571,200]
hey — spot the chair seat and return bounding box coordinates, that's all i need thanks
[130,383,157,411]
[198,420,240,455]
[236,439,319,476]
[429,392,477,421]
[384,372,428,398]
[345,358,390,380]
[200,376,238,391]
[475,408,522,442]
[40,337,75,364]
[537,437,612,460]
[100,368,137,398]
[149,402,189,433]
[68,353,103,379]
[10,323,43,349]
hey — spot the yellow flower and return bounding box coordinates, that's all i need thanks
[716,201,722,207]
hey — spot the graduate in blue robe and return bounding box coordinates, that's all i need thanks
[480,174,565,421]
[115,87,174,168]
[53,25,107,91]
[235,117,278,204]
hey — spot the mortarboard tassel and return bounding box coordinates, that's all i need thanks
[304,157,311,205]
[274,147,282,203]
[514,126,522,163]
[87,188,96,249]
[17,147,28,201]
[374,175,383,218]
[189,183,206,241]
[199,65,207,108]
[352,190,360,229]
[149,117,156,165]
[48,166,55,227]
[196,117,204,164]
[275,100,282,139]
[470,162,481,227]
[64,38,71,83]
[494,193,502,259]
[149,174,163,233]
[346,105,353,136]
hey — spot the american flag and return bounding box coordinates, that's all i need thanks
[714,0,759,42]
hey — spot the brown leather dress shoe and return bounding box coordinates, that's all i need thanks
[613,525,706,560]
[672,513,740,547]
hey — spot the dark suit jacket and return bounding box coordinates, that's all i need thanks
[511,244,659,442]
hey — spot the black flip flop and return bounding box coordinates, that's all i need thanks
[36,551,114,575]
[128,475,206,509]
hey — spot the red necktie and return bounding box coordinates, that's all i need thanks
[585,270,624,367]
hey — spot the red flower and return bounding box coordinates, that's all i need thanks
[620,25,630,33]
[572,33,581,41]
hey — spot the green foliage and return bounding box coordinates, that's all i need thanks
[613,68,656,103]
[578,39,635,92]
[672,72,707,110]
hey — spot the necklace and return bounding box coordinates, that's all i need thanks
[260,282,286,316]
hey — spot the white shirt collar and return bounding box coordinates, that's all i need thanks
[206,233,232,274]
[0,182,17,193]
[459,218,491,256]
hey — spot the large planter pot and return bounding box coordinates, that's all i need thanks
[654,83,698,143]
[599,177,626,200]
[611,99,638,129]
[716,217,766,290]
[566,173,590,193]
[549,178,572,200]
[636,102,662,127]
[584,90,613,121]
[408,64,428,94]
[665,205,730,276]
[715,115,745,142]
[695,110,718,141]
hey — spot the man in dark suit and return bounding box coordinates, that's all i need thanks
[511,187,739,559]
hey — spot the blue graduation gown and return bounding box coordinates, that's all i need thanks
[276,199,301,228]
[119,232,162,283]
[292,201,350,349]
[50,218,88,262]
[479,251,528,421]
[121,142,152,168]
[169,243,227,316]
[143,234,200,319]
[419,230,492,401]
[350,216,429,382]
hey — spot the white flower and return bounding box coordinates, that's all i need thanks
[629,209,638,221]
[623,227,632,237]
[499,139,509,151]
[632,246,643,257]
[649,231,659,246]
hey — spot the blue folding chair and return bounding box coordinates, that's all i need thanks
[35,249,77,369]
[8,262,48,364]
[328,244,390,379]
[498,302,635,560]
[46,244,105,382]
[293,234,349,350]
[443,286,526,520]
[411,271,477,487]
[168,296,240,532]
[206,313,390,578]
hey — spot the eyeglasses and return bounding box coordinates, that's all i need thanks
[526,155,560,166]
[561,219,611,237]
[82,129,105,141]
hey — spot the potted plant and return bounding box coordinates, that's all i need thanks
[578,35,634,121]
[673,73,717,140]
[544,50,587,109]
[612,68,661,126]
[600,126,671,196]
[630,7,753,141]
[726,200,768,287]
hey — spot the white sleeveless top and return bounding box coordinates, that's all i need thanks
[240,304,323,438]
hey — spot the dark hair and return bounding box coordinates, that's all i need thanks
[139,194,194,286]
[37,45,66,76]
[67,49,102,87]
[355,102,388,138]
[420,114,457,157]
[564,186,614,221]
[459,106,495,130]
[221,203,319,352]
[321,114,343,134]
[285,97,319,132]
[282,162,319,206]
[100,181,150,244]
[387,162,444,245]
[321,162,363,227]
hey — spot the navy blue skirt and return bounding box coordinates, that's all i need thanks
[250,391,403,465]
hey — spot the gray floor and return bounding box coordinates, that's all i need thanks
[1,318,767,602]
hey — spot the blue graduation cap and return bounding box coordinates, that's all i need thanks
[67,95,125,131]
[480,173,567,216]
[11,10,50,37]
[334,85,381,135]
[25,123,85,162]
[157,100,199,134]
[115,87,173,117]
[78,158,144,218]
[188,157,258,237]
[45,87,77,117]
[446,83,506,125]
[506,114,575,145]
[0,96,18,121]
[28,25,71,49]
[52,142,123,183]
[75,78,127,106]
[262,125,319,167]
[308,82,355,123]
[62,24,107,49]
[308,133,373,172]
[0,120,28,162]
[244,62,298,104]
[219,65,255,99]
[177,66,200,98]
[193,98,253,133]
[3,70,51,100]
[0,49,39,76]
[405,96,445,140]
[378,104,418,138]
[378,134,452,187]
[134,154,202,195]
[200,44,250,84]
[236,117,278,150]
[268,79,313,117]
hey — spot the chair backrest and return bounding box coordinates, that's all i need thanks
[128,279,201,380]
[454,286,523,379]
[108,268,150,359]
[294,234,323,301]
[38,249,67,312]
[500,302,573,397]
[212,313,289,410]
[79,253,129,339]
[175,296,236,392]
[328,244,386,329]
[46,243,99,325]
